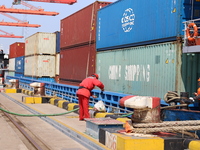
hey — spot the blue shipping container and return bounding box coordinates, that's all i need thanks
[15,72,24,78]
[96,0,200,50]
[23,76,56,83]
[15,56,24,73]
[55,31,60,53]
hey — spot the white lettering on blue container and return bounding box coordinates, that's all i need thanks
[121,8,135,32]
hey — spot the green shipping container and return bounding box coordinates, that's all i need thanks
[182,53,200,97]
[97,41,189,99]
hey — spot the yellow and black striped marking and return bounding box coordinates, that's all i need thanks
[98,127,200,150]
[67,103,79,113]
[22,96,51,104]
[95,113,114,118]
[58,100,69,108]
[49,97,63,105]
[21,89,26,93]
[185,139,200,150]
[5,88,22,93]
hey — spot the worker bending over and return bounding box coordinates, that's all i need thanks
[76,73,104,121]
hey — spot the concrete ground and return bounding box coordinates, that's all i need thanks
[0,92,107,150]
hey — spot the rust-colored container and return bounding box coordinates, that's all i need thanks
[60,1,111,49]
[9,42,25,58]
[59,44,96,85]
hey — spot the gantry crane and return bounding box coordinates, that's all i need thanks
[0,29,23,38]
[0,3,59,16]
[0,13,40,27]
[0,0,76,38]
[13,0,77,5]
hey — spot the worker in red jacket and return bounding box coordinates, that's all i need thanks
[76,73,104,121]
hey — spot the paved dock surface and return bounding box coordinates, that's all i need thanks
[0,92,105,150]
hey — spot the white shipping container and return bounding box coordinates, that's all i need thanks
[24,55,55,77]
[8,71,15,76]
[25,32,56,56]
[56,53,60,75]
[8,58,15,71]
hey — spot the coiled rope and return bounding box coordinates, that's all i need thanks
[164,91,180,103]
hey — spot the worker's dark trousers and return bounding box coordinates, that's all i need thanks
[78,95,90,120]
[194,95,200,100]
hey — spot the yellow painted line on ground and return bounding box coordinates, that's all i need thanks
[65,116,79,118]
[189,140,200,150]
[49,116,110,150]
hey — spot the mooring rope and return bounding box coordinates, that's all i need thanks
[132,126,200,134]
[132,120,200,128]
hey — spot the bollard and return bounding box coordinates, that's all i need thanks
[119,95,161,123]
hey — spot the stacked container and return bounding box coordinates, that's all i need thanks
[24,32,56,78]
[9,42,25,77]
[59,1,111,86]
[55,31,60,83]
[96,0,200,98]
[96,0,200,50]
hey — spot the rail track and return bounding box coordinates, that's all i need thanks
[0,92,107,150]
[0,103,51,150]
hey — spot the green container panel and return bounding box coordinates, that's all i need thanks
[182,53,200,96]
[97,41,185,99]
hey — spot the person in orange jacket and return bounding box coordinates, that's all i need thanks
[193,78,200,101]
[76,73,104,121]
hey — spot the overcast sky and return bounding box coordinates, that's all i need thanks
[0,0,117,54]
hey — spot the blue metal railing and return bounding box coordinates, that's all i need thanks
[6,75,200,112]
[6,75,132,113]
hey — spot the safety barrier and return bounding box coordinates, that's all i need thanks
[6,76,132,113]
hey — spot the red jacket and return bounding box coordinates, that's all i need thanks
[76,76,104,98]
[197,88,200,95]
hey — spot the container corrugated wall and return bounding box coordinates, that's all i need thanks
[8,58,15,71]
[8,71,15,76]
[24,55,55,77]
[9,42,25,58]
[59,44,96,85]
[56,53,60,75]
[23,76,55,82]
[15,56,24,73]
[55,31,60,53]
[60,1,111,49]
[96,41,184,98]
[25,32,56,56]
[181,53,200,96]
[96,0,200,50]
[15,72,24,77]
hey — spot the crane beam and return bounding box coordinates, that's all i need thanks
[0,13,41,27]
[0,29,23,38]
[0,5,59,16]
[13,0,77,5]
[0,35,24,38]
[0,22,41,27]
